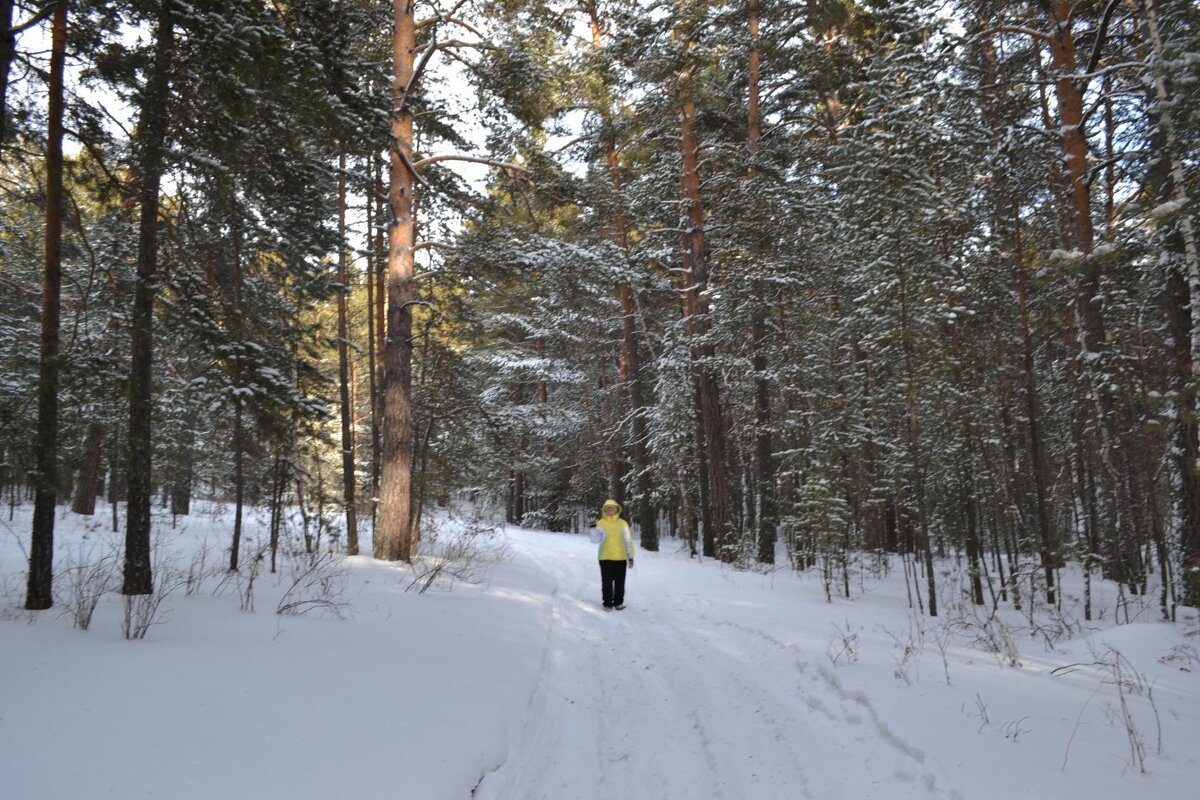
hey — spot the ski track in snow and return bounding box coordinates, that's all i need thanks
[475,532,964,800]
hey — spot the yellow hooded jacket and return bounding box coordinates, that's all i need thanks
[592,499,635,561]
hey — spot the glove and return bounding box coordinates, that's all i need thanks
[628,558,634,569]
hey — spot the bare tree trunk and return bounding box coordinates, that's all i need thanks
[268,449,287,573]
[1013,202,1060,595]
[366,156,380,536]
[617,224,653,547]
[336,152,359,555]
[1143,0,1200,606]
[170,409,195,517]
[375,159,387,436]
[377,1,417,562]
[748,0,775,565]
[678,54,734,561]
[229,403,245,571]
[227,216,247,573]
[507,380,526,524]
[978,29,1058,607]
[693,381,715,558]
[1143,0,1200,367]
[0,0,15,151]
[897,262,936,617]
[587,0,656,549]
[25,1,66,611]
[123,0,174,595]
[72,423,105,516]
[945,301,983,605]
[1042,3,1108,602]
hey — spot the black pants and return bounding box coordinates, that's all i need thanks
[599,559,627,607]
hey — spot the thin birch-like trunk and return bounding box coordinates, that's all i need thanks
[336,152,359,555]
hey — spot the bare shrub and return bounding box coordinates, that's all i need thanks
[56,537,118,631]
[195,500,228,523]
[1057,645,1163,774]
[0,521,33,620]
[121,549,187,640]
[236,542,268,612]
[961,693,990,733]
[879,615,925,686]
[956,604,1021,667]
[931,619,954,685]
[0,568,27,620]
[1027,599,1086,651]
[1001,717,1029,742]
[826,618,861,667]
[210,540,270,611]
[184,537,218,597]
[276,550,350,618]
[406,511,509,594]
[1157,643,1199,671]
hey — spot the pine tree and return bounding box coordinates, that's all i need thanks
[24,0,65,611]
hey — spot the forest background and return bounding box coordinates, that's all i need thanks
[4,0,1200,626]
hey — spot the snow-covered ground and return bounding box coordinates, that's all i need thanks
[1,502,1197,800]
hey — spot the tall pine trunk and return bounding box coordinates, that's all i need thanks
[588,1,656,549]
[678,49,734,561]
[377,1,417,562]
[1042,2,1104,602]
[25,1,66,611]
[123,0,174,595]
[748,0,775,564]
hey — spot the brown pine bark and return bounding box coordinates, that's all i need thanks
[677,40,734,560]
[336,152,359,555]
[609,156,652,545]
[587,1,656,549]
[25,1,66,611]
[377,0,417,562]
[1040,3,1103,601]
[72,423,105,516]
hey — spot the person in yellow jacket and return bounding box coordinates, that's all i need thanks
[590,499,635,611]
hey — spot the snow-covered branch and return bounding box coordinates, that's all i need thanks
[412,154,531,174]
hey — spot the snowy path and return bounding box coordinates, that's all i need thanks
[4,508,1195,800]
[476,529,963,800]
